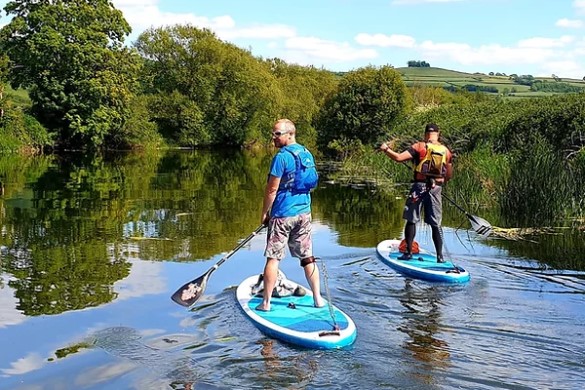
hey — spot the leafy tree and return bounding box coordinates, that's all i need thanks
[316,65,412,152]
[264,58,338,149]
[0,0,141,149]
[0,54,8,118]
[106,95,162,149]
[530,80,585,93]
[135,25,279,147]
[407,60,430,68]
[511,74,535,86]
[148,91,209,147]
[1,53,52,152]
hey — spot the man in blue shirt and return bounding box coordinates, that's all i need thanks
[256,119,324,311]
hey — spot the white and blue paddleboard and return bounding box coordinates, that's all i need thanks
[236,274,357,349]
[376,239,470,283]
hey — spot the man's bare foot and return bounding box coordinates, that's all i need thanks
[313,296,325,308]
[255,303,270,312]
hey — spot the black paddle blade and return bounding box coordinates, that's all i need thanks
[170,225,266,308]
[170,273,209,307]
[468,214,493,237]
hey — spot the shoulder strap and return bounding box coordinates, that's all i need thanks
[282,145,305,156]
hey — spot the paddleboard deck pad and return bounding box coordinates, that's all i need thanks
[376,239,470,283]
[236,273,357,349]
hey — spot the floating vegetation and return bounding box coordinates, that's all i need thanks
[491,226,571,242]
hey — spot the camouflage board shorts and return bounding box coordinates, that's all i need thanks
[403,182,443,226]
[264,213,313,261]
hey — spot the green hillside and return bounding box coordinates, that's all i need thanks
[396,66,585,97]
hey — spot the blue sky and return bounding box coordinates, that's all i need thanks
[2,0,585,79]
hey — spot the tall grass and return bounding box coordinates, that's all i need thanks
[500,137,574,226]
[333,138,584,229]
[448,144,509,209]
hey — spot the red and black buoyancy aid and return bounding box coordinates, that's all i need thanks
[412,141,449,181]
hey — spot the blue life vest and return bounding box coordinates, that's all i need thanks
[280,145,319,194]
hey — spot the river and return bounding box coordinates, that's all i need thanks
[0,150,583,389]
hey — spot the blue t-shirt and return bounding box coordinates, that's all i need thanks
[269,144,312,218]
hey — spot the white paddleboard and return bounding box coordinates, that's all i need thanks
[376,239,470,283]
[236,273,357,349]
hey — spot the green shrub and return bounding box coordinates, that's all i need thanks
[316,65,412,152]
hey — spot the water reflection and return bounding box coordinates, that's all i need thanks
[0,150,268,316]
[1,150,583,320]
[258,339,281,377]
[256,339,319,388]
[398,281,450,386]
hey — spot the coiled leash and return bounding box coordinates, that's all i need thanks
[317,257,340,334]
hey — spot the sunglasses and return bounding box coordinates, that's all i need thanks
[272,130,289,137]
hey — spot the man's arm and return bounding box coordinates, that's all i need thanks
[444,149,454,181]
[444,162,453,181]
[261,175,281,225]
[380,142,413,162]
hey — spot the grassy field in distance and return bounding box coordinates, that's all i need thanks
[396,66,585,96]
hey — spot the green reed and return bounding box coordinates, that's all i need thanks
[500,138,576,226]
[335,139,584,229]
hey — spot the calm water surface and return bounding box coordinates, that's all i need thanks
[0,150,584,390]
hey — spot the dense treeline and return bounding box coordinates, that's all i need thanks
[0,1,584,227]
[443,84,499,94]
[530,80,585,93]
[0,1,337,152]
[407,60,431,68]
[133,26,336,149]
[342,93,585,226]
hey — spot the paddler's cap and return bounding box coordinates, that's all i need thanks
[425,123,440,133]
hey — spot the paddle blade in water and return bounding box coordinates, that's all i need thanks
[468,214,493,237]
[170,224,266,308]
[442,192,493,237]
[171,273,209,307]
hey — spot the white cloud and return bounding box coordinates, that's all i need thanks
[1,353,45,375]
[575,36,585,51]
[113,0,295,44]
[118,5,234,33]
[0,275,27,329]
[518,35,574,48]
[556,18,583,28]
[283,36,379,64]
[575,0,585,13]
[218,24,296,40]
[419,40,555,66]
[416,38,585,78]
[355,33,416,48]
[540,60,585,79]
